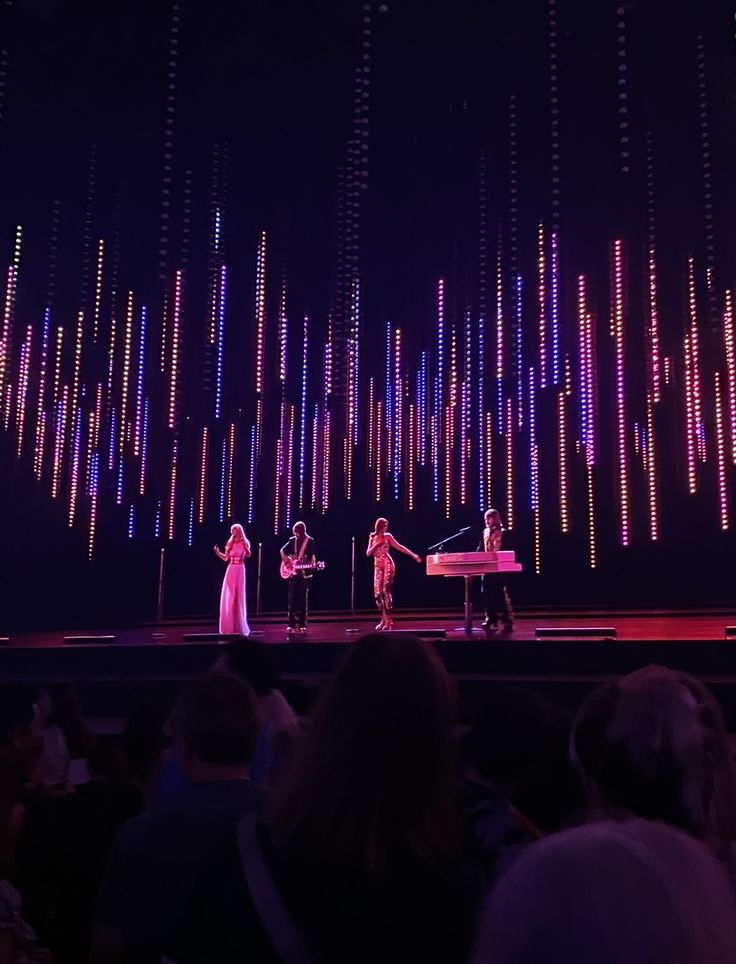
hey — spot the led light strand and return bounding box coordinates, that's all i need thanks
[299,317,308,507]
[645,393,659,540]
[134,307,146,456]
[198,426,208,524]
[723,291,736,463]
[611,240,629,546]
[714,372,729,530]
[537,223,547,387]
[558,390,569,533]
[215,265,227,419]
[168,438,178,541]
[168,270,182,430]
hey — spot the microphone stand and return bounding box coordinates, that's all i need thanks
[427,526,471,553]
[426,526,478,635]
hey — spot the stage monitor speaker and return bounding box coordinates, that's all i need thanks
[535,626,617,640]
[0,636,10,646]
[724,626,736,639]
[181,632,248,642]
[63,635,116,645]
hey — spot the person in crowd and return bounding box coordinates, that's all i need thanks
[459,687,584,880]
[218,640,300,786]
[91,672,265,964]
[38,683,94,790]
[214,523,252,636]
[121,704,168,810]
[477,508,513,632]
[45,743,144,964]
[0,762,54,964]
[570,665,736,850]
[280,521,317,634]
[472,818,736,964]
[366,517,422,630]
[166,633,483,964]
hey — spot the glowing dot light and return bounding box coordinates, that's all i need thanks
[129,504,136,540]
[120,295,133,453]
[68,409,82,525]
[722,291,736,463]
[188,498,195,546]
[215,265,227,419]
[299,318,309,508]
[496,249,504,427]
[134,306,147,456]
[393,327,401,499]
[51,385,68,499]
[505,397,514,529]
[611,240,629,546]
[645,393,659,540]
[15,326,32,458]
[168,270,182,430]
[684,331,697,493]
[139,397,149,496]
[687,258,706,463]
[254,231,267,455]
[550,231,560,385]
[408,402,415,510]
[88,453,100,559]
[376,400,384,503]
[226,422,235,519]
[248,425,256,524]
[537,222,547,388]
[34,308,51,478]
[368,376,375,469]
[557,391,569,533]
[93,239,104,344]
[528,368,541,574]
[714,372,729,530]
[219,437,226,523]
[198,425,208,524]
[311,405,319,510]
[168,438,178,541]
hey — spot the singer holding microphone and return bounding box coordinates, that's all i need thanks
[366,517,422,630]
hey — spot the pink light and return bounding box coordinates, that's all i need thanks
[15,325,32,458]
[93,239,104,344]
[168,438,178,541]
[311,405,320,510]
[198,426,208,524]
[51,385,68,500]
[722,290,736,464]
[68,409,82,526]
[408,402,415,510]
[557,391,569,533]
[645,393,659,540]
[505,398,514,529]
[33,309,51,479]
[714,371,729,530]
[376,399,384,503]
[537,222,547,388]
[227,422,236,519]
[168,271,182,430]
[611,240,629,546]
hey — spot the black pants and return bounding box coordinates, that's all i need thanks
[482,574,513,626]
[287,575,310,628]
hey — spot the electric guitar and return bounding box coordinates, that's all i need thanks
[279,558,326,580]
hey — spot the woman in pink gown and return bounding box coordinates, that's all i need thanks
[214,523,251,635]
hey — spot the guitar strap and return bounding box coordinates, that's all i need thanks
[295,536,309,564]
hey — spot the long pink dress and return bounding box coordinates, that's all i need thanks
[219,542,250,635]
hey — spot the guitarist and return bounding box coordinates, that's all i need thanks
[279,521,317,634]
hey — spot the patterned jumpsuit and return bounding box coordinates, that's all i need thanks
[372,537,395,621]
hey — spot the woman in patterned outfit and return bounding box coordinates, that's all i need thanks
[366,517,422,630]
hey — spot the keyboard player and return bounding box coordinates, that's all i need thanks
[478,509,514,632]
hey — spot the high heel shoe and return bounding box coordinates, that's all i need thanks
[375,620,386,631]
[383,618,393,631]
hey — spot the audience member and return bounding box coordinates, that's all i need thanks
[459,686,584,878]
[571,665,736,850]
[0,763,54,963]
[166,633,483,964]
[472,818,736,964]
[121,704,168,809]
[218,640,300,785]
[38,683,94,790]
[91,671,264,964]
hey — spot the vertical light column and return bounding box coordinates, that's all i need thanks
[168,270,182,430]
[505,398,514,528]
[611,240,629,546]
[299,317,309,507]
[714,371,729,530]
[723,291,736,463]
[528,368,540,574]
[537,223,547,387]
[198,425,208,524]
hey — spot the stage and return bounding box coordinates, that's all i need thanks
[3,607,736,648]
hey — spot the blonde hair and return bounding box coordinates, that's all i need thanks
[373,517,389,534]
[226,523,248,550]
[484,509,502,526]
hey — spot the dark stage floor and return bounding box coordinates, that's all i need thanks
[4,607,736,648]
